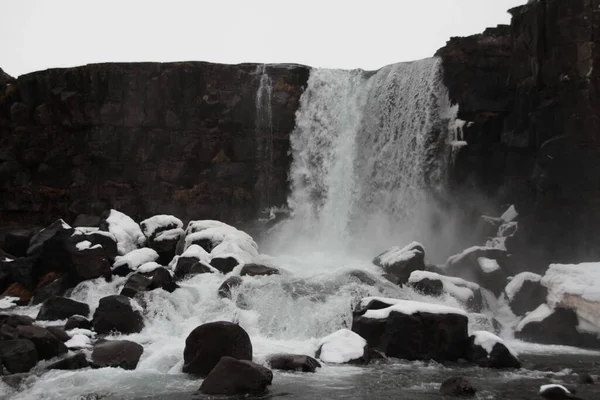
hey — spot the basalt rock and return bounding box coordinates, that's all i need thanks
[91,340,143,370]
[37,296,90,321]
[266,354,321,372]
[0,339,37,373]
[47,352,90,370]
[440,376,477,397]
[15,325,68,360]
[92,295,144,334]
[199,356,273,396]
[240,263,279,277]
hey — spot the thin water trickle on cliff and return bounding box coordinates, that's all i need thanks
[268,58,458,259]
[256,64,274,211]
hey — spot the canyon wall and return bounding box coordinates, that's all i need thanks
[0,63,309,228]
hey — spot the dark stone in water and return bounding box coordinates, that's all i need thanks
[199,356,273,395]
[173,256,212,280]
[92,295,143,334]
[91,340,143,370]
[409,278,444,297]
[0,339,37,373]
[440,376,477,396]
[37,296,90,321]
[120,274,151,298]
[240,263,279,277]
[466,334,521,369]
[373,243,426,285]
[15,325,68,360]
[218,276,243,299]
[183,321,252,377]
[45,326,70,342]
[267,353,321,372]
[65,315,93,331]
[578,372,594,384]
[210,256,239,274]
[47,352,90,370]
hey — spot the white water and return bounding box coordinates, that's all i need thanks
[256,64,274,211]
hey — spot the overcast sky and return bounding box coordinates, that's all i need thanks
[1,0,525,77]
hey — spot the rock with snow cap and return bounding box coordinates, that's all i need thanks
[210,256,239,274]
[352,297,469,362]
[408,271,484,312]
[112,248,159,277]
[467,331,520,369]
[539,384,582,400]
[141,214,184,265]
[504,272,547,316]
[316,329,370,364]
[373,242,426,285]
[445,246,508,296]
[183,321,252,377]
[173,245,214,279]
[100,210,146,256]
[65,315,92,330]
[92,295,144,334]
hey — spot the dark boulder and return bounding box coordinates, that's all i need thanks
[65,315,93,331]
[409,277,444,297]
[91,340,143,370]
[120,274,151,298]
[0,339,37,373]
[37,296,90,321]
[466,332,521,369]
[92,295,144,334]
[373,242,425,285]
[352,298,468,362]
[173,256,212,280]
[31,274,68,305]
[2,229,35,258]
[47,352,90,370]
[445,247,508,296]
[267,354,321,372]
[15,325,68,360]
[199,356,273,396]
[504,272,546,316]
[240,264,280,277]
[440,376,477,397]
[147,229,184,266]
[2,314,34,327]
[4,256,38,292]
[27,219,72,256]
[148,267,178,292]
[182,321,252,377]
[218,276,243,299]
[210,256,239,274]
[46,326,70,342]
[578,373,594,384]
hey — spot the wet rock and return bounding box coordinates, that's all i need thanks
[445,247,508,296]
[352,297,468,362]
[1,314,34,327]
[504,272,546,316]
[578,372,594,384]
[2,229,35,258]
[91,340,143,370]
[2,282,32,305]
[409,277,444,297]
[148,267,178,292]
[440,376,477,397]
[173,256,213,280]
[199,356,273,395]
[182,321,252,377]
[538,384,580,400]
[27,219,72,256]
[408,271,484,312]
[37,296,90,321]
[15,325,68,360]
[240,264,279,277]
[120,274,151,298]
[31,274,68,305]
[65,315,93,331]
[373,242,425,285]
[92,295,144,334]
[210,256,239,274]
[217,276,242,299]
[47,352,90,370]
[142,217,184,266]
[466,331,520,369]
[46,326,70,342]
[267,354,321,372]
[0,339,37,373]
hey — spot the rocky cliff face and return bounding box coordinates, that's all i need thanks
[437,0,600,268]
[0,62,309,228]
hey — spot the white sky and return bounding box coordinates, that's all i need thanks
[1,0,525,77]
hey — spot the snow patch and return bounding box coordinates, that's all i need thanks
[539,384,570,395]
[65,334,92,349]
[140,215,183,239]
[409,271,479,303]
[154,228,184,242]
[516,304,553,332]
[137,261,163,274]
[478,257,500,273]
[501,205,518,223]
[2,257,13,262]
[361,298,467,319]
[75,241,102,251]
[472,330,518,358]
[318,329,366,363]
[0,296,19,309]
[113,248,159,271]
[542,262,600,304]
[505,272,542,301]
[106,209,146,255]
[375,242,423,267]
[450,140,468,148]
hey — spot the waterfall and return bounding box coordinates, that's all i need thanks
[255,65,274,212]
[271,58,458,256]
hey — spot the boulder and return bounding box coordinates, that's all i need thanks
[173,256,213,280]
[578,373,594,384]
[538,384,580,400]
[27,219,72,256]
[100,210,146,256]
[199,356,273,396]
[352,297,468,361]
[316,329,369,364]
[218,276,243,299]
[409,277,444,297]
[504,272,546,316]
[267,354,321,372]
[516,305,600,349]
[15,325,68,360]
[31,274,68,305]
[373,242,425,285]
[91,340,143,370]
[440,376,477,397]
[148,267,178,292]
[144,219,184,265]
[408,271,484,312]
[240,264,279,277]
[120,274,151,298]
[112,248,159,276]
[64,315,93,330]
[2,282,32,305]
[1,314,34,327]
[445,246,508,296]
[466,331,520,369]
[3,256,38,292]
[47,352,90,370]
[182,321,252,377]
[37,296,90,321]
[0,339,37,373]
[45,326,70,342]
[210,256,239,274]
[92,295,144,334]
[2,229,36,258]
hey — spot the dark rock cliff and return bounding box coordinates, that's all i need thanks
[437,0,600,268]
[0,62,309,228]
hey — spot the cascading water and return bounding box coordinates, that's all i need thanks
[255,64,275,212]
[270,58,458,258]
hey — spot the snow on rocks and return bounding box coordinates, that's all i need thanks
[504,272,546,316]
[445,246,508,296]
[172,245,215,279]
[75,240,102,251]
[538,384,574,400]
[467,331,520,369]
[140,215,183,240]
[137,261,162,274]
[408,271,483,311]
[112,248,159,275]
[352,297,468,361]
[316,329,369,364]
[372,242,425,285]
[103,209,146,255]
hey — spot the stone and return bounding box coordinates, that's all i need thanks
[92,295,144,334]
[210,256,239,274]
[173,256,212,280]
[31,274,68,305]
[15,325,68,360]
[91,340,143,370]
[578,373,594,384]
[120,274,151,298]
[182,321,252,377]
[373,242,426,285]
[47,352,90,370]
[445,247,508,296]
[266,354,321,372]
[409,278,444,297]
[2,229,35,258]
[506,273,547,316]
[199,356,273,396]
[2,282,32,305]
[440,377,477,397]
[64,315,93,331]
[217,276,242,299]
[240,264,279,277]
[148,267,178,293]
[45,326,70,342]
[37,296,90,321]
[0,339,37,373]
[466,332,521,369]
